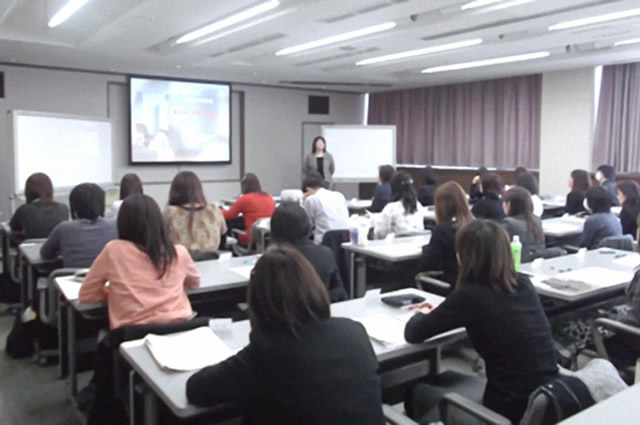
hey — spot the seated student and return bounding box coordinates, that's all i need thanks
[222,173,275,245]
[515,172,543,217]
[186,246,384,425]
[370,164,394,213]
[565,169,591,214]
[271,203,347,302]
[616,180,640,236]
[40,183,117,268]
[10,172,69,241]
[468,166,488,203]
[596,164,619,205]
[302,171,349,244]
[581,186,622,249]
[420,182,473,285]
[374,171,424,239]
[164,171,227,259]
[78,194,200,423]
[417,166,439,207]
[502,187,545,262]
[104,173,143,219]
[404,220,558,424]
[514,166,528,178]
[471,173,505,221]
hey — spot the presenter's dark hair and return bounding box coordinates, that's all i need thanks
[586,186,612,213]
[311,136,326,154]
[248,245,330,336]
[119,173,143,200]
[25,173,54,204]
[168,171,207,206]
[434,182,472,229]
[379,165,395,183]
[503,186,543,240]
[617,180,640,206]
[271,203,310,244]
[481,173,503,198]
[456,219,516,293]
[423,166,439,186]
[241,173,263,194]
[302,171,324,191]
[70,183,105,221]
[117,194,176,278]
[515,172,539,196]
[597,164,616,180]
[391,171,418,215]
[570,169,591,191]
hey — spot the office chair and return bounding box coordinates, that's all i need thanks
[232,217,271,256]
[590,317,640,384]
[597,235,636,252]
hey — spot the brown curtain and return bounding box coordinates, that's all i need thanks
[593,62,640,173]
[368,74,542,168]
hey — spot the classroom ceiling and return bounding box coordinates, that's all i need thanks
[1,0,640,93]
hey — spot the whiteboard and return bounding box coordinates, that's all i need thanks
[12,111,113,194]
[321,125,395,181]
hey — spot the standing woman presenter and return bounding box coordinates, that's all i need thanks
[303,136,335,188]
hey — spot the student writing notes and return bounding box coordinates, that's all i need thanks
[222,173,275,246]
[581,186,622,249]
[79,194,200,329]
[302,171,349,244]
[565,169,591,214]
[10,172,69,241]
[374,171,424,238]
[40,183,117,268]
[186,246,384,425]
[405,220,558,424]
[420,182,472,285]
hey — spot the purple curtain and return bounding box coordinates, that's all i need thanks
[593,62,640,173]
[368,74,541,168]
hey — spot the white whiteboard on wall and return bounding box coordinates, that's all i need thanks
[321,125,396,181]
[12,111,113,194]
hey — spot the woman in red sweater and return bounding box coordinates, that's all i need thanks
[223,173,275,245]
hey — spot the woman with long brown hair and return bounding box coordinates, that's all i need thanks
[164,171,227,259]
[502,186,545,262]
[565,169,591,214]
[419,181,472,284]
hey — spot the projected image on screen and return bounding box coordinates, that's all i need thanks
[130,77,231,164]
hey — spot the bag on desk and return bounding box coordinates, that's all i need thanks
[5,307,35,359]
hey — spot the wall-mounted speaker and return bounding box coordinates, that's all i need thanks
[308,95,329,115]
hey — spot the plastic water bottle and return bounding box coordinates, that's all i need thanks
[511,235,522,272]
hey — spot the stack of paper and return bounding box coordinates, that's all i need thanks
[544,267,633,293]
[144,327,235,371]
[355,314,407,347]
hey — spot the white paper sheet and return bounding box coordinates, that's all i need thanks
[544,267,633,292]
[144,327,235,371]
[612,254,640,270]
[230,265,255,279]
[355,314,407,347]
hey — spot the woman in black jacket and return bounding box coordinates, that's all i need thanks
[471,173,505,220]
[405,220,558,424]
[565,169,591,214]
[186,246,384,425]
[616,180,640,236]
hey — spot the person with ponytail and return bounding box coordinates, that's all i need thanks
[373,171,424,239]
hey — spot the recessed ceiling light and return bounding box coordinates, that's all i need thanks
[614,37,640,47]
[176,0,280,44]
[275,22,396,56]
[549,8,640,31]
[356,38,483,66]
[48,0,90,28]
[461,0,502,10]
[422,51,550,73]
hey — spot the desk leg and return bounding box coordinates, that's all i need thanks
[349,252,355,299]
[428,347,441,376]
[58,300,68,378]
[1,234,9,276]
[19,257,27,308]
[355,255,367,299]
[143,384,159,425]
[27,265,34,308]
[67,304,78,397]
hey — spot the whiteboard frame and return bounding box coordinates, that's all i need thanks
[321,124,396,183]
[11,110,114,195]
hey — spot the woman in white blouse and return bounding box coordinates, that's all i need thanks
[374,171,424,239]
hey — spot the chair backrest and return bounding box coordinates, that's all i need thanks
[40,268,79,325]
[321,230,351,291]
[597,235,635,251]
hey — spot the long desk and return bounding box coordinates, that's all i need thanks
[120,287,465,425]
[18,240,60,308]
[342,234,431,298]
[541,216,585,238]
[54,255,259,398]
[557,383,640,425]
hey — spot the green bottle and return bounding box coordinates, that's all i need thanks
[511,235,522,272]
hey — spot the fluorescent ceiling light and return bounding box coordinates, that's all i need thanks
[48,0,89,28]
[461,0,502,10]
[356,38,483,66]
[549,8,640,31]
[614,37,640,47]
[276,22,396,56]
[176,0,280,44]
[483,0,536,11]
[422,51,550,73]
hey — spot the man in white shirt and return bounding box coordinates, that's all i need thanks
[302,172,349,244]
